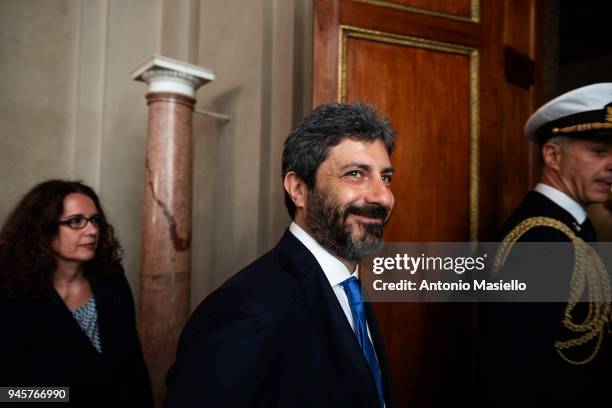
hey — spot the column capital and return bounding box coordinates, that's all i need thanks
[132,54,215,98]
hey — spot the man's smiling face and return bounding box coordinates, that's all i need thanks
[304,138,395,261]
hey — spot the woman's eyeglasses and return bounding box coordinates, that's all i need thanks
[57,215,104,230]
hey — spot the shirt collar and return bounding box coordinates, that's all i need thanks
[534,183,587,224]
[289,222,355,286]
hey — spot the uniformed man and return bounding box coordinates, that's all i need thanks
[479,83,612,406]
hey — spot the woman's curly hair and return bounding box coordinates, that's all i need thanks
[0,180,123,298]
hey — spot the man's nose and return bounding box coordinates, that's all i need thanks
[365,177,394,209]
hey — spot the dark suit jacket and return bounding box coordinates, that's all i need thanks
[478,191,609,406]
[164,230,395,407]
[0,274,154,407]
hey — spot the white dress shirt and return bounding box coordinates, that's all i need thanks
[289,222,375,342]
[289,224,388,406]
[534,183,587,224]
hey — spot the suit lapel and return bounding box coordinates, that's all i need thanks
[45,291,94,348]
[44,288,105,365]
[275,231,381,406]
[532,192,598,241]
[579,218,598,242]
[90,278,119,361]
[529,191,588,237]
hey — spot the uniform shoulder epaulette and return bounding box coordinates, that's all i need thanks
[493,216,611,365]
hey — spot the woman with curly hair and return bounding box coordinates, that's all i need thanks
[0,180,153,407]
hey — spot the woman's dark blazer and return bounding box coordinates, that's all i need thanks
[0,273,153,407]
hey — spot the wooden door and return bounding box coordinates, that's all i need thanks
[313,0,543,406]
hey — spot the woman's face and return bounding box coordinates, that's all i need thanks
[50,193,100,266]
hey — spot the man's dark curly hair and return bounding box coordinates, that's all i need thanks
[282,102,395,219]
[0,180,123,298]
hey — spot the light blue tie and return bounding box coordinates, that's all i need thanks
[341,276,384,407]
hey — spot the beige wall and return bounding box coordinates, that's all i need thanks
[0,0,312,309]
[0,0,79,207]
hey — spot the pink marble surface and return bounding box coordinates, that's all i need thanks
[139,92,195,406]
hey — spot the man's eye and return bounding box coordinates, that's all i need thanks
[346,170,362,177]
[382,175,393,183]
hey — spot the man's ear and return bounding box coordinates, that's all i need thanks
[542,142,563,171]
[284,171,308,211]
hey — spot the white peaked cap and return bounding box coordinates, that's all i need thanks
[524,82,612,142]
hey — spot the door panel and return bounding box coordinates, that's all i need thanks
[344,32,474,241]
[313,0,542,405]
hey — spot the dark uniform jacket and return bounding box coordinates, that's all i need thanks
[478,191,609,406]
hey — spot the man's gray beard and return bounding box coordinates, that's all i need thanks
[305,187,387,262]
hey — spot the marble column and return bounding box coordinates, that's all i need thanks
[132,55,214,405]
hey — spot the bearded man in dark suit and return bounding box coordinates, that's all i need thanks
[164,102,396,407]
